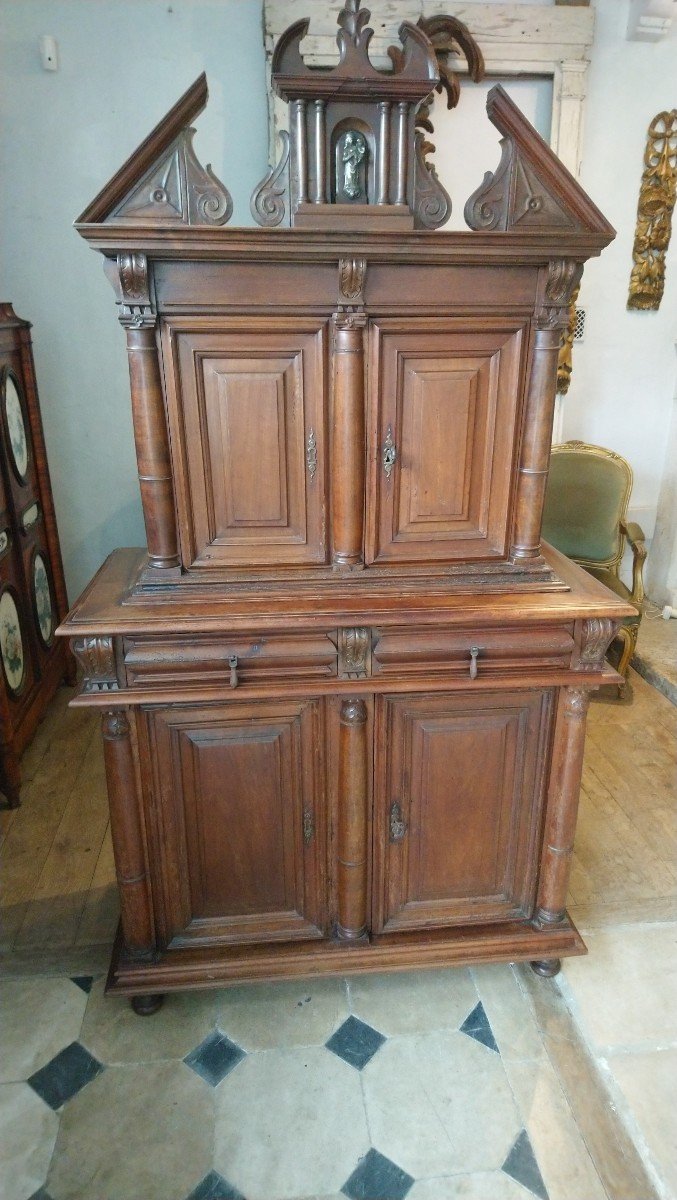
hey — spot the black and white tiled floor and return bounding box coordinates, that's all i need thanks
[0,965,614,1200]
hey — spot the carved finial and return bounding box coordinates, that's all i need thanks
[337,1,373,55]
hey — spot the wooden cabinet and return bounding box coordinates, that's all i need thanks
[0,304,72,807]
[60,6,633,1008]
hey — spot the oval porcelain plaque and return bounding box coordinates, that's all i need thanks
[4,374,29,481]
[0,590,25,693]
[33,553,54,645]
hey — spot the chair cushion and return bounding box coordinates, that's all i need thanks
[542,451,629,563]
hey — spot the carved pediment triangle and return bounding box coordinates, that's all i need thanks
[77,73,232,227]
[110,129,232,226]
[465,85,615,239]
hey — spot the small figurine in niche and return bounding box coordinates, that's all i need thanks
[335,130,368,203]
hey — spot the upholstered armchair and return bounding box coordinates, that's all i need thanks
[542,441,646,695]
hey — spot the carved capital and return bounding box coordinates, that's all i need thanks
[535,260,584,330]
[563,687,590,719]
[338,627,371,678]
[338,257,367,308]
[102,709,129,740]
[340,697,368,726]
[579,617,619,671]
[333,309,367,333]
[72,635,119,692]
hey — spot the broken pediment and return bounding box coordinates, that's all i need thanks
[77,74,232,227]
[464,85,615,238]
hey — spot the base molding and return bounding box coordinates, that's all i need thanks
[105,915,586,996]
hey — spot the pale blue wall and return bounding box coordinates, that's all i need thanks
[0,0,268,600]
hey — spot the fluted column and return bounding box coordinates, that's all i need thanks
[102,710,155,958]
[336,698,369,940]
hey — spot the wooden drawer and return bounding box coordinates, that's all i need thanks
[372,624,575,681]
[123,632,338,690]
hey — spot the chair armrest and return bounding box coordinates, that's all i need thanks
[620,521,646,606]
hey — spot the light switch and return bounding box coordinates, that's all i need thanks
[39,35,59,71]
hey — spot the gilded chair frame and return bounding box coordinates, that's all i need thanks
[549,441,647,693]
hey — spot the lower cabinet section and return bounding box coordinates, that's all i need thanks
[133,687,557,957]
[138,697,327,947]
[373,690,554,933]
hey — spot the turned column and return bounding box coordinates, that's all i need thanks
[536,686,591,926]
[336,698,369,940]
[107,253,180,572]
[331,314,366,567]
[511,260,583,564]
[102,709,155,958]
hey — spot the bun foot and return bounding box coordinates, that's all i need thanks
[131,993,165,1016]
[530,958,561,978]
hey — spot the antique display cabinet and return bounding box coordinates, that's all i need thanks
[59,4,633,1013]
[0,304,72,807]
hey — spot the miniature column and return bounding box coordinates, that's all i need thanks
[102,709,155,958]
[336,698,369,940]
[331,313,366,567]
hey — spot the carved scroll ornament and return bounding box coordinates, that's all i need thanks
[627,109,677,311]
[112,128,232,227]
[556,284,581,395]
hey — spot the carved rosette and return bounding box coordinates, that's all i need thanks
[536,260,584,331]
[72,636,119,692]
[578,617,619,671]
[338,627,371,678]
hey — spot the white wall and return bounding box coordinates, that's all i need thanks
[0,0,269,600]
[563,0,677,551]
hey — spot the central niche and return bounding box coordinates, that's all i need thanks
[332,119,373,204]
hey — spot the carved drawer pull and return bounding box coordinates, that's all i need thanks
[389,801,407,843]
[469,646,480,680]
[382,425,397,480]
[229,655,238,688]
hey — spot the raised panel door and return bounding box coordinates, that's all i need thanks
[139,697,326,947]
[373,689,553,933]
[163,318,328,568]
[366,319,526,564]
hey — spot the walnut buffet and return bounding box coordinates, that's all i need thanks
[59,4,632,1013]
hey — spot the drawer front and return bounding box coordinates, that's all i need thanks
[372,624,575,680]
[123,632,338,690]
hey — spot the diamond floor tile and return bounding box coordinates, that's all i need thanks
[502,1130,549,1200]
[185,1170,245,1200]
[184,1030,246,1087]
[69,977,93,995]
[326,1016,385,1070]
[341,1149,414,1200]
[459,1001,499,1053]
[27,1042,103,1110]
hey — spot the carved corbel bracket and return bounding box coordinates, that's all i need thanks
[103,253,156,329]
[72,635,119,692]
[337,627,371,678]
[576,617,621,671]
[338,257,367,310]
[535,260,584,331]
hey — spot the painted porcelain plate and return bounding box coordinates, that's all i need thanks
[33,553,54,645]
[4,373,29,481]
[0,589,25,694]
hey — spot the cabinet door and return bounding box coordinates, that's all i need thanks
[366,319,525,564]
[164,318,328,569]
[373,690,553,933]
[140,698,326,947]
